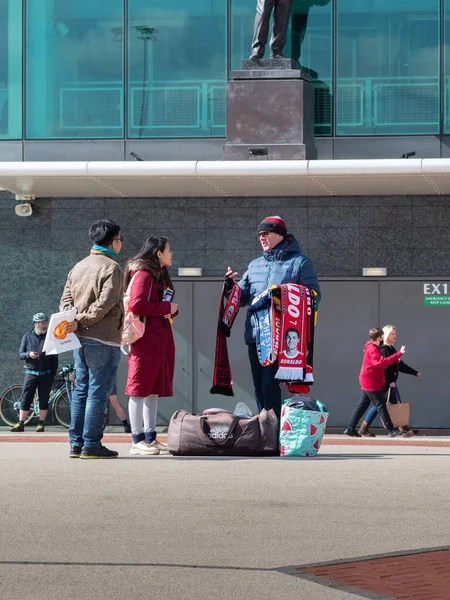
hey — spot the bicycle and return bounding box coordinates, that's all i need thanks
[0,364,74,428]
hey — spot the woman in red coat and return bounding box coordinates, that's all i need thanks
[124,237,178,456]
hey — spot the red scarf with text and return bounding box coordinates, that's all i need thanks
[210,282,242,396]
[275,284,315,384]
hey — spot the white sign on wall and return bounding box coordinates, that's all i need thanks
[423,283,450,306]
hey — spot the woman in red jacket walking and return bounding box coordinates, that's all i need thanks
[124,237,178,456]
[344,327,406,438]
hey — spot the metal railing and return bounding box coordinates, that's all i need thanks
[56,77,446,135]
[337,77,440,131]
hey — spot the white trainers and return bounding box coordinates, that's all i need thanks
[149,440,169,454]
[129,441,160,456]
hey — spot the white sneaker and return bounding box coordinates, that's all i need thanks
[129,441,160,456]
[149,440,169,454]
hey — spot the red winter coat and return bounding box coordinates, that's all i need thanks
[125,264,175,398]
[359,341,403,392]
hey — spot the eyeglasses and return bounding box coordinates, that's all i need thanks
[257,231,271,238]
[114,235,124,242]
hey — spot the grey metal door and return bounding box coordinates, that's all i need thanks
[193,281,257,415]
[312,281,379,427]
[379,280,450,428]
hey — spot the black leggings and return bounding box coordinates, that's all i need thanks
[20,374,54,411]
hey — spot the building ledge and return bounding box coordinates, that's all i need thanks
[1,158,450,198]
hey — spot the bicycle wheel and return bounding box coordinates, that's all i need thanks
[53,390,71,428]
[0,385,36,426]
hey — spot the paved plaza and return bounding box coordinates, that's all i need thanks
[0,437,449,600]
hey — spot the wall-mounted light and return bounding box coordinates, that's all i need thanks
[362,267,387,277]
[15,202,33,217]
[178,267,203,277]
[14,195,35,217]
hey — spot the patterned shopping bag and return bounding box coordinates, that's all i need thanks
[279,398,328,457]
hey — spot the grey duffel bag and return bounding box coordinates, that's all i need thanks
[167,408,279,456]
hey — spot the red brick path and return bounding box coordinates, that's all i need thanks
[300,549,450,599]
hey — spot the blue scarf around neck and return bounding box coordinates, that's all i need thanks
[263,238,289,261]
[92,244,118,260]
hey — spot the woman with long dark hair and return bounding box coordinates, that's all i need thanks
[124,237,178,456]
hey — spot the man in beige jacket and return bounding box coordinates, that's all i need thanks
[60,220,124,459]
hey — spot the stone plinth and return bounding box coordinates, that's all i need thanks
[241,57,300,70]
[223,68,316,161]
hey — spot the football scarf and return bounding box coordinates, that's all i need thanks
[275,284,314,382]
[210,282,242,396]
[250,287,281,366]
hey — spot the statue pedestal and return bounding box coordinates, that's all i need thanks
[223,61,316,161]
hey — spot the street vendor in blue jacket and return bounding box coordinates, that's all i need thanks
[226,216,320,418]
[10,313,58,433]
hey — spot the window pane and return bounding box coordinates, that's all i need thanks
[444,0,450,133]
[26,0,124,139]
[231,0,333,136]
[0,0,22,139]
[128,1,227,139]
[337,0,440,136]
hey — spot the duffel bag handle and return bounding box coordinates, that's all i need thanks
[199,415,241,445]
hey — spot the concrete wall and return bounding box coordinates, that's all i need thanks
[1,191,450,426]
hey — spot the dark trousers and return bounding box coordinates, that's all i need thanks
[248,343,282,419]
[347,389,395,432]
[365,386,400,425]
[251,0,293,58]
[20,373,54,411]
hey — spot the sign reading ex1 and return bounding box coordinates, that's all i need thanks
[423,283,450,306]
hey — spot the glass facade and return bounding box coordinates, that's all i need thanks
[337,0,440,136]
[128,1,227,138]
[26,1,124,139]
[0,1,449,140]
[0,0,22,139]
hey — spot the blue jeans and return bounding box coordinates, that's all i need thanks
[365,386,400,425]
[248,343,282,419]
[69,339,121,449]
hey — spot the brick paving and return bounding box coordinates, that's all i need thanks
[298,549,450,600]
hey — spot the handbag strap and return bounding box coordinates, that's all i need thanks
[387,386,401,405]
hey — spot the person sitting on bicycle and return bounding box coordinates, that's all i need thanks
[10,313,58,433]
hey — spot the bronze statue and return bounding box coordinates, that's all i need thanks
[250,0,293,60]
[250,0,331,61]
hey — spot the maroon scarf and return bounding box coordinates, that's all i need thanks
[210,282,242,396]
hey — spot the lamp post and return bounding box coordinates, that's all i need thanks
[135,25,157,138]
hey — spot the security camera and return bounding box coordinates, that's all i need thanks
[15,202,33,217]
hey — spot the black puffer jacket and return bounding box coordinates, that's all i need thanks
[19,331,58,374]
[380,344,418,387]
